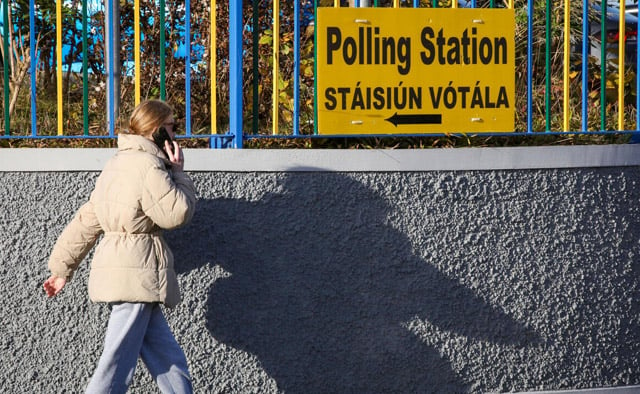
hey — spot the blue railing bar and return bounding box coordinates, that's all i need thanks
[313,0,318,135]
[107,0,115,137]
[0,134,237,141]
[471,0,476,7]
[293,0,300,135]
[355,0,360,7]
[174,134,234,139]
[527,0,533,133]
[241,130,640,139]
[30,0,36,137]
[185,0,192,136]
[0,136,118,140]
[581,0,588,131]
[229,0,243,148]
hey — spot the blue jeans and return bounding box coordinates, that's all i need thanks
[85,302,192,394]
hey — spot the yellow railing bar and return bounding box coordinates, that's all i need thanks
[563,0,570,131]
[56,0,63,135]
[134,0,141,105]
[618,0,625,130]
[452,0,457,8]
[211,0,216,133]
[394,0,399,8]
[508,0,514,9]
[272,0,279,135]
[334,0,339,7]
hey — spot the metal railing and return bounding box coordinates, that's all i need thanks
[1,0,639,148]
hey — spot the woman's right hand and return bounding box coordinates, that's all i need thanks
[43,275,67,297]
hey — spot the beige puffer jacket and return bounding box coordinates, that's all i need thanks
[47,133,196,308]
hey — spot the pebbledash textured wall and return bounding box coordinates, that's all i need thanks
[0,146,639,393]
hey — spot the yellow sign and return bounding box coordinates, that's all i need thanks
[316,8,515,134]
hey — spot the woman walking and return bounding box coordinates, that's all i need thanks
[43,99,197,393]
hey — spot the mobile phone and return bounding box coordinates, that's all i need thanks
[152,126,174,155]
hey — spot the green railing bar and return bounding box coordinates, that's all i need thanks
[82,0,89,135]
[433,0,437,8]
[490,0,494,7]
[600,0,606,130]
[545,0,551,130]
[3,0,10,135]
[253,0,259,134]
[160,0,166,100]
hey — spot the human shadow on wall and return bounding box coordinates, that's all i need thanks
[172,172,541,393]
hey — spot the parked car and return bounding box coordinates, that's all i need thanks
[586,0,638,67]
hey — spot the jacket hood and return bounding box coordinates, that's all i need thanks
[118,132,170,163]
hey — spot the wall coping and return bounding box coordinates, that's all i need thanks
[1,145,640,172]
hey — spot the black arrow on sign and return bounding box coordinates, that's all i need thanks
[385,112,442,127]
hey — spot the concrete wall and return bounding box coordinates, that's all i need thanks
[1,146,639,393]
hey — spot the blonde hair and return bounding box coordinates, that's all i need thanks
[127,100,174,136]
